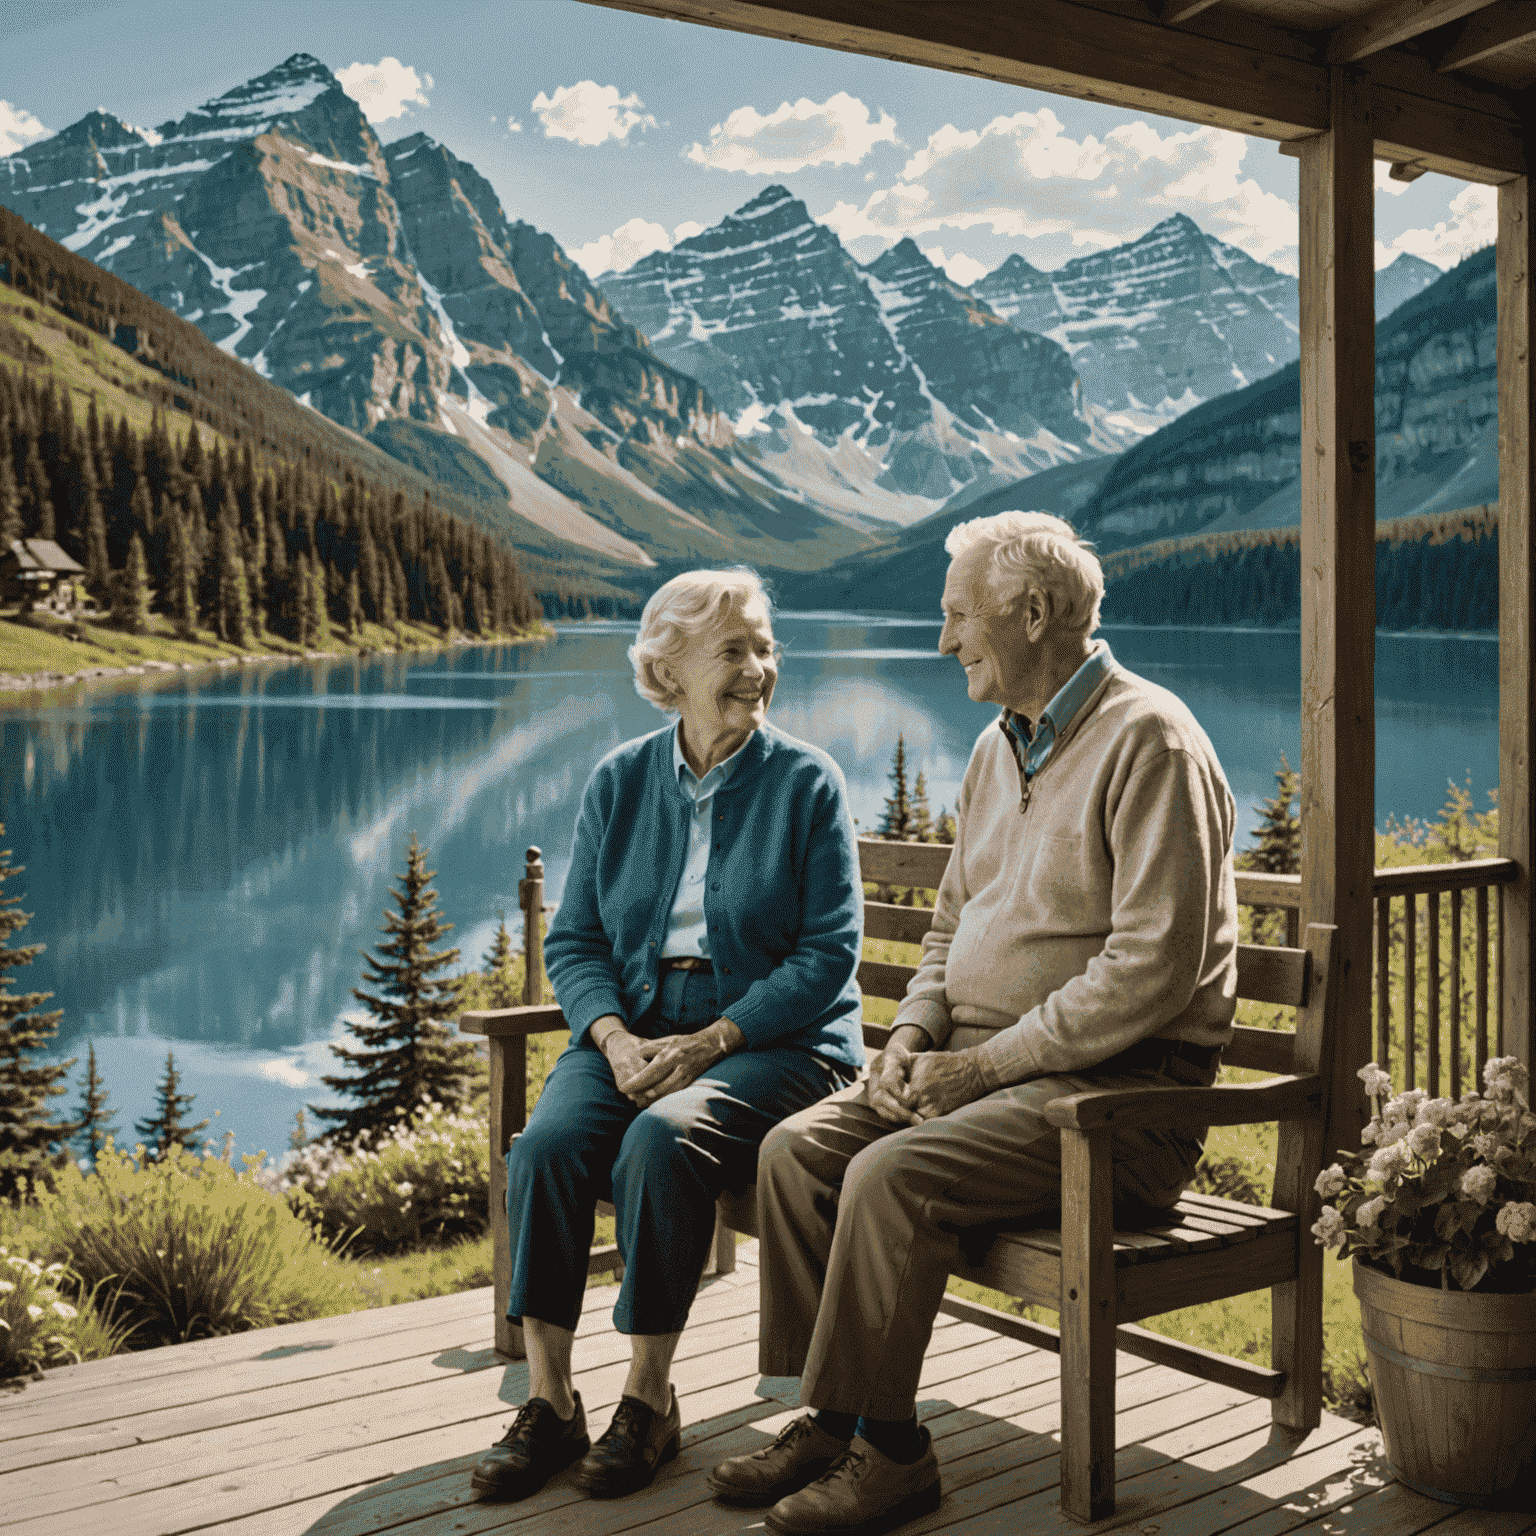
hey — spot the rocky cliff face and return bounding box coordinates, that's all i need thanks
[970,212,1299,428]
[0,57,871,572]
[599,187,1130,525]
[1071,246,1496,551]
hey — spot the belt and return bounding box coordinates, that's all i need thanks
[1098,1036,1222,1075]
[659,956,713,973]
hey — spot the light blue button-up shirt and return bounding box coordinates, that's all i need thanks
[1001,640,1115,783]
[660,725,750,958]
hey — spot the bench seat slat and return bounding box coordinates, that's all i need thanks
[1178,1189,1299,1227]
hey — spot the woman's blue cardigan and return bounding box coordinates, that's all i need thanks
[544,721,866,1071]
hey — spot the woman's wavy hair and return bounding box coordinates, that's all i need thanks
[628,568,775,712]
[944,510,1104,637]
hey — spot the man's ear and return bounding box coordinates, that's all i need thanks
[1022,587,1053,643]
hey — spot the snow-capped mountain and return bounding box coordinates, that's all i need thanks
[598,187,1133,526]
[1376,252,1442,319]
[0,56,873,572]
[969,213,1299,428]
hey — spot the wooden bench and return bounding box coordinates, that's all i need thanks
[460,837,1340,1523]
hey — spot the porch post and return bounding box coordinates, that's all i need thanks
[1298,67,1376,1153]
[1499,180,1536,1071]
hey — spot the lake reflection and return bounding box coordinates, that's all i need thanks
[0,618,1498,1159]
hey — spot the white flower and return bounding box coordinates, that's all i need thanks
[1376,1119,1411,1147]
[1357,1063,1392,1098]
[26,1304,43,1321]
[1496,1201,1536,1242]
[1460,1165,1498,1205]
[1360,1121,1379,1145]
[1416,1097,1454,1128]
[1407,1124,1442,1160]
[1315,1164,1347,1198]
[0,1280,14,1295]
[1472,1131,1503,1160]
[1312,1205,1346,1248]
[50,1300,77,1320]
[1356,1195,1387,1229]
[395,1182,414,1197]
[1368,1141,1412,1182]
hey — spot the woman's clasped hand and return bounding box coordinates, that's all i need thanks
[601,1021,744,1107]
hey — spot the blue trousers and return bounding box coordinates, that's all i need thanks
[506,967,854,1336]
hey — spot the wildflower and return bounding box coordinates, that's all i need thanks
[1496,1202,1536,1243]
[1460,1165,1498,1205]
[1368,1141,1411,1182]
[1315,1164,1347,1198]
[1407,1124,1442,1160]
[1357,1063,1392,1099]
[1356,1195,1387,1229]
[1416,1097,1454,1128]
[50,1301,77,1320]
[0,1280,14,1295]
[26,1304,42,1321]
[395,1182,414,1197]
[1375,1119,1411,1147]
[1312,1206,1346,1248]
[1472,1131,1503,1160]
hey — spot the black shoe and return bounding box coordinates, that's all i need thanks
[469,1394,590,1500]
[571,1388,681,1497]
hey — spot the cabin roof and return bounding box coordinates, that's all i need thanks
[5,538,87,575]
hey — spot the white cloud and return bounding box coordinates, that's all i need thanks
[921,245,988,287]
[673,220,704,242]
[1375,161,1412,198]
[1375,183,1495,271]
[571,216,672,276]
[686,92,897,174]
[336,57,433,124]
[821,108,1299,272]
[0,99,47,156]
[532,81,657,146]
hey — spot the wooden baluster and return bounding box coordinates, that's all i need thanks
[1286,905,1301,949]
[1477,885,1491,1082]
[1450,889,1463,1100]
[1498,883,1507,1057]
[1427,891,1441,1097]
[520,846,545,1005]
[1405,895,1418,1091]
[1376,895,1391,1084]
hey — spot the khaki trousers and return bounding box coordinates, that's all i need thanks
[755,1050,1214,1420]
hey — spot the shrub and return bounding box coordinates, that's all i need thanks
[263,1102,489,1256]
[32,1142,348,1347]
[0,1246,127,1378]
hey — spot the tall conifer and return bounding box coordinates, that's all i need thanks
[0,825,75,1200]
[73,1041,119,1165]
[113,533,152,635]
[166,511,198,639]
[314,834,479,1142]
[83,490,111,600]
[135,1051,209,1161]
[214,503,250,645]
[345,569,362,638]
[0,457,19,547]
[879,736,914,840]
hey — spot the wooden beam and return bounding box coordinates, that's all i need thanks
[1160,0,1222,21]
[1327,0,1500,62]
[1299,68,1377,1157]
[1390,159,1429,179]
[1438,0,1536,69]
[1499,177,1536,1071]
[579,0,1526,180]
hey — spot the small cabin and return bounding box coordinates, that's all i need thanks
[1,537,87,613]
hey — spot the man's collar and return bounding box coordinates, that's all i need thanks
[1001,639,1114,746]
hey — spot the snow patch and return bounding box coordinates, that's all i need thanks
[306,152,375,177]
[418,273,495,429]
[187,245,265,355]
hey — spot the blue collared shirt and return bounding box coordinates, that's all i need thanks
[660,724,750,958]
[1001,640,1115,784]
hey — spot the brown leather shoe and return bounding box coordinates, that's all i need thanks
[571,1388,681,1497]
[469,1394,590,1500]
[708,1413,849,1504]
[765,1429,941,1535]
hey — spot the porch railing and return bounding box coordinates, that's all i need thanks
[1236,860,1519,1096]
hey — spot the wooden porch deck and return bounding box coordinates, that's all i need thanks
[2,1245,1528,1536]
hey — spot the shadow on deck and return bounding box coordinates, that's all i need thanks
[3,1245,1530,1536]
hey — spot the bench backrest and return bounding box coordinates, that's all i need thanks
[856,837,1315,1082]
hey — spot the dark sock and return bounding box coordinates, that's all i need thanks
[856,1414,925,1464]
[813,1408,857,1441]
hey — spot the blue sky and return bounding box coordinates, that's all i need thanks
[0,0,1494,283]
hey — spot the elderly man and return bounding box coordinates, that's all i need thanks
[708,511,1239,1535]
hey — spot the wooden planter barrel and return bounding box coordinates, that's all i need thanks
[1354,1257,1536,1508]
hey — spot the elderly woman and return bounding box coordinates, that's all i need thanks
[471,569,864,1504]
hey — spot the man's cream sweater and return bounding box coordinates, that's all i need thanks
[894,657,1240,1088]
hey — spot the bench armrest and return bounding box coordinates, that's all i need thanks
[1043,1073,1323,1132]
[459,1004,569,1039]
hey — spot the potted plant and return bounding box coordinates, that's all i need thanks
[1312,1056,1536,1508]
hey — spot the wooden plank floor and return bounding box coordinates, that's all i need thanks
[3,1244,1531,1536]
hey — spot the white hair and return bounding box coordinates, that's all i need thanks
[628,568,773,712]
[944,510,1104,637]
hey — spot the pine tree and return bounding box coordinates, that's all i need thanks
[1243,753,1301,875]
[482,912,519,1009]
[0,456,21,548]
[933,805,958,845]
[72,1040,119,1165]
[289,1109,309,1151]
[879,736,914,840]
[911,770,934,842]
[214,503,250,645]
[314,834,479,1143]
[0,826,75,1200]
[165,510,198,639]
[112,532,151,635]
[134,1050,209,1161]
[310,555,332,648]
[83,490,111,600]
[345,569,363,639]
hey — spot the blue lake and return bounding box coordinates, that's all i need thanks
[0,618,1498,1161]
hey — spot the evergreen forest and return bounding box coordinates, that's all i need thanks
[0,365,541,643]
